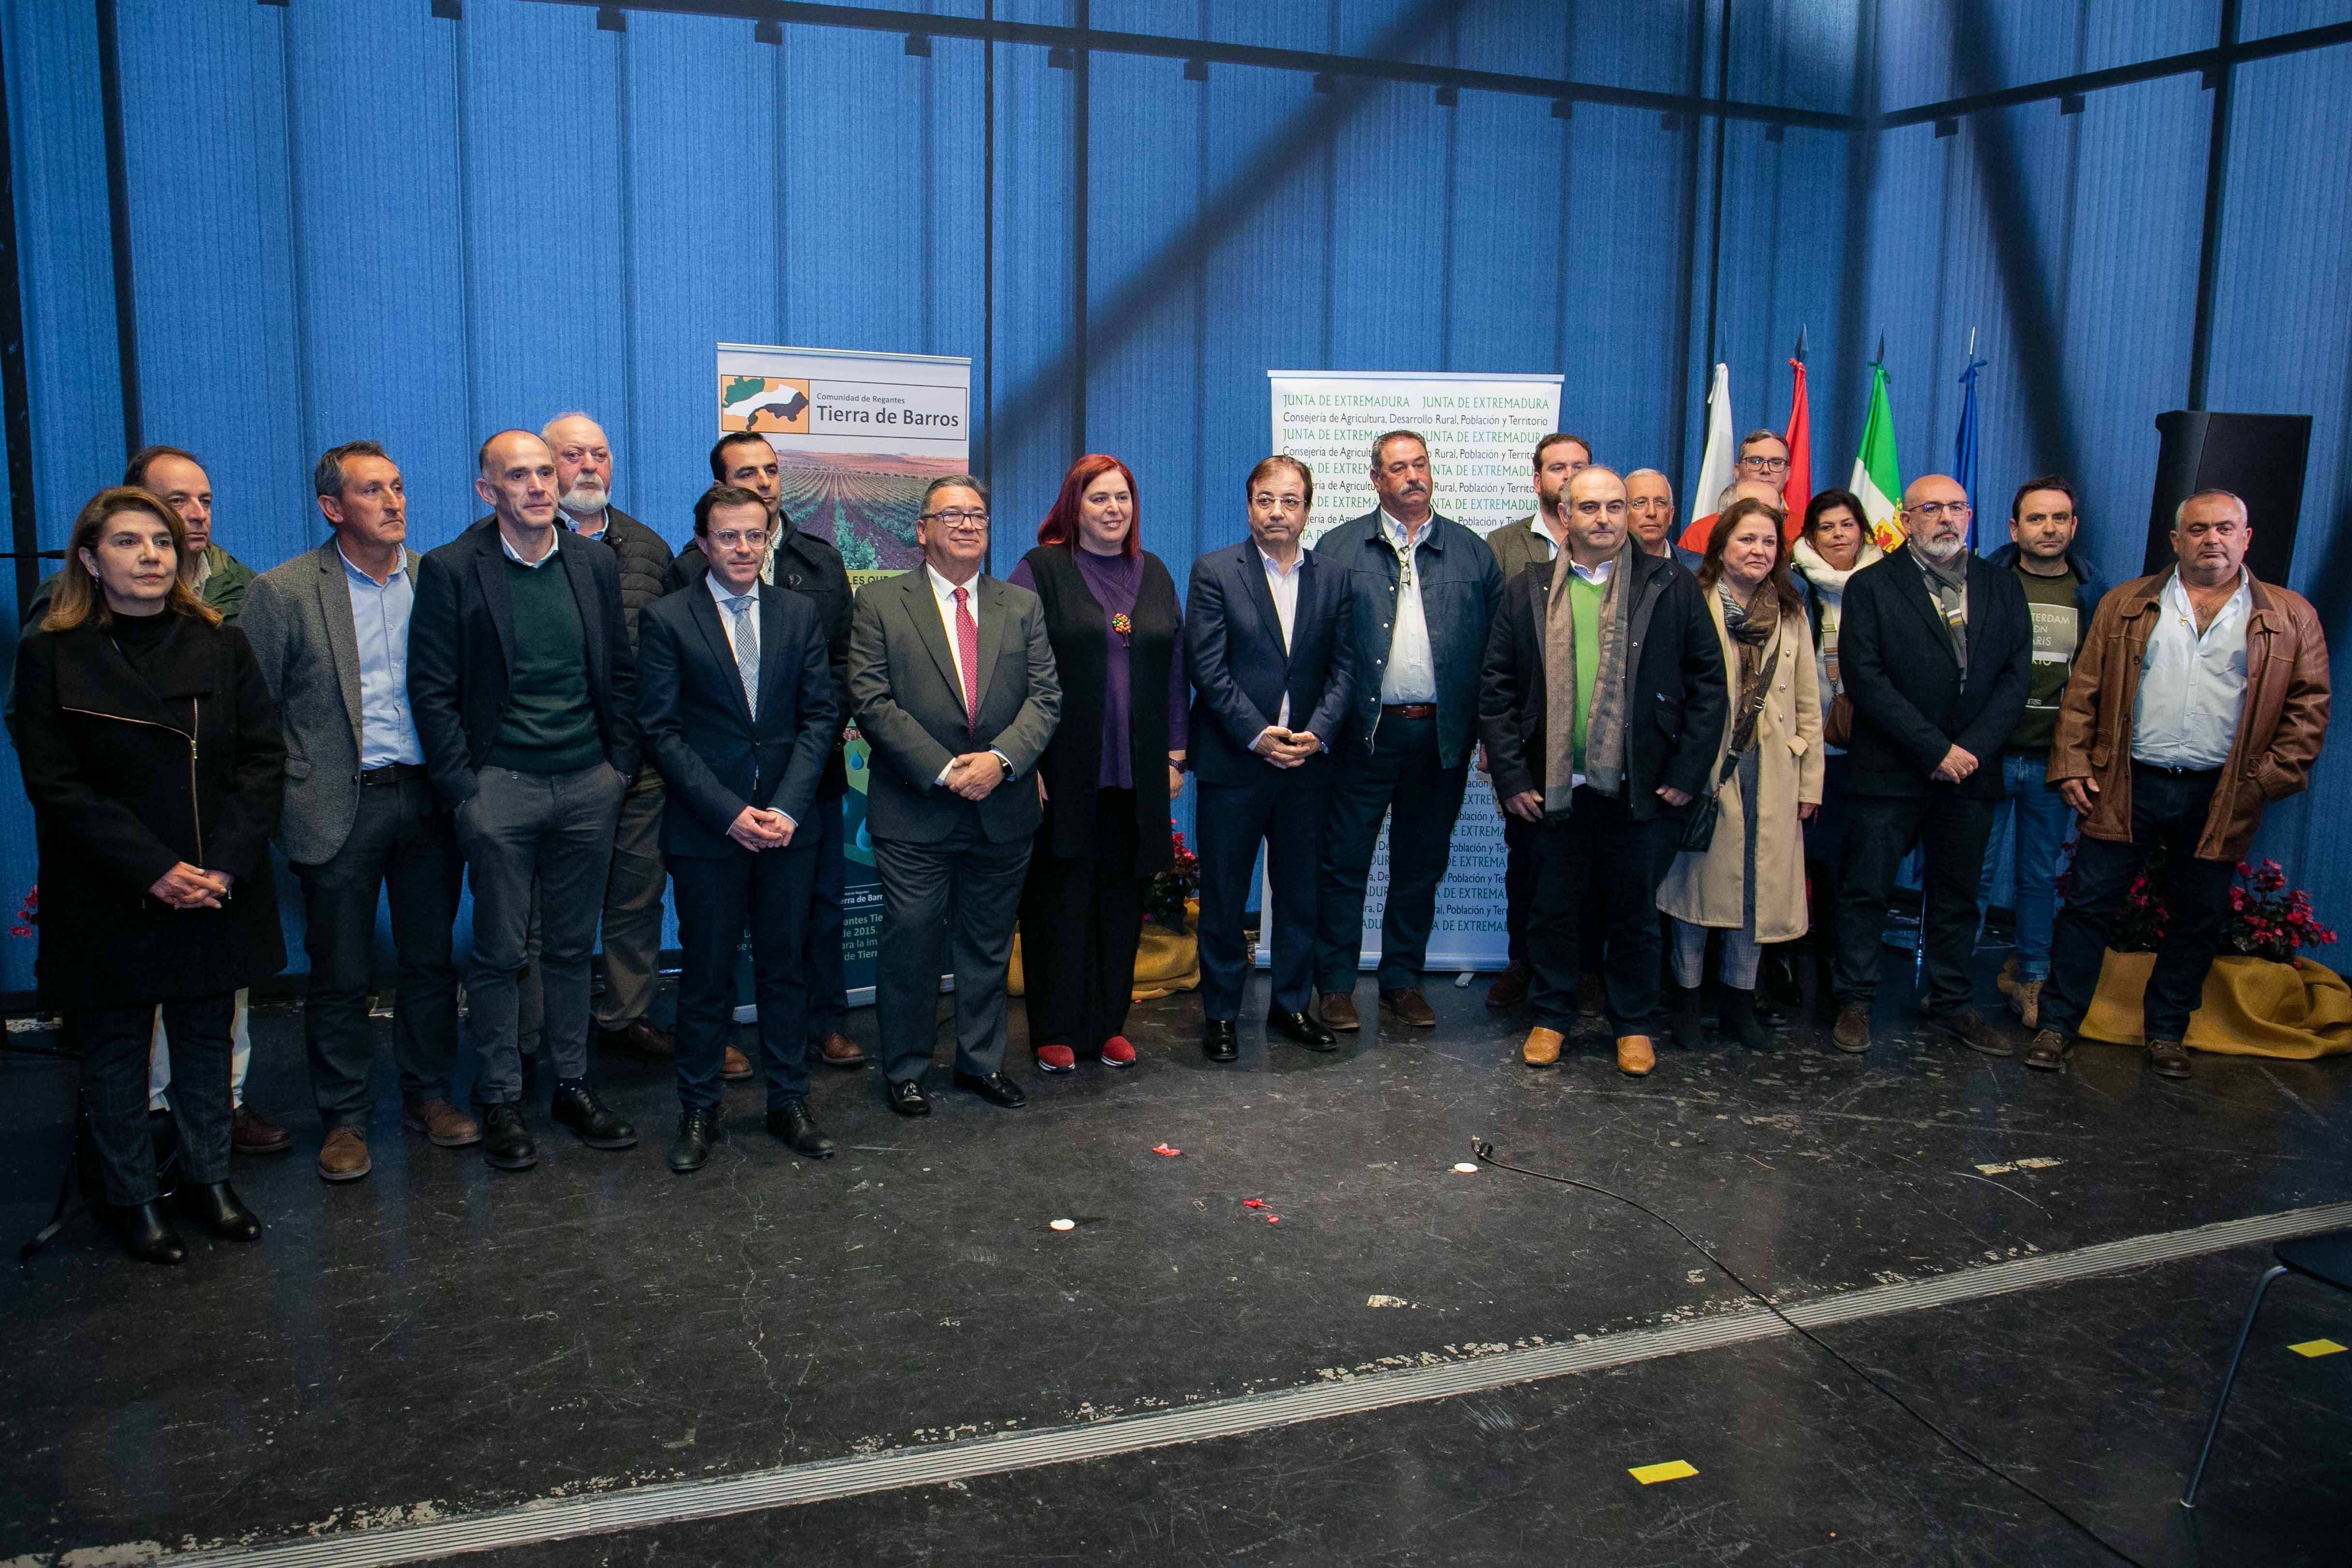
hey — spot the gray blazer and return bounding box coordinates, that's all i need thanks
[240,539,428,865]
[846,569,1061,845]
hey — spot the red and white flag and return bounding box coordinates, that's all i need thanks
[1677,362,1735,552]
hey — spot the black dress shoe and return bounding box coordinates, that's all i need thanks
[550,1079,638,1149]
[479,1103,538,1170]
[767,1099,837,1158]
[1202,1019,1239,1061]
[104,1200,186,1266]
[953,1070,1028,1108]
[1267,1006,1337,1050]
[887,1078,931,1118]
[668,1107,721,1173]
[175,1179,262,1241]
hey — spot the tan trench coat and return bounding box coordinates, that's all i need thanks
[1657,590,1825,942]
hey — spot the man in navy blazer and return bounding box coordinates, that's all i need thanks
[1185,456,1358,1061]
[636,486,839,1172]
[409,430,639,1172]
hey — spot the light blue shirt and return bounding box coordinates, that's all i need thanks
[2132,570,2251,770]
[340,545,424,768]
[706,571,760,666]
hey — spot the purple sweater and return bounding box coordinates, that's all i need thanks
[1009,547,1188,789]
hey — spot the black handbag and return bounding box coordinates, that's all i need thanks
[1677,639,1780,855]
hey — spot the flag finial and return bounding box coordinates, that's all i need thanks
[1874,331,1885,365]
[1793,324,1807,362]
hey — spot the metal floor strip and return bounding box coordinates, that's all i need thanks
[153,1199,2352,1568]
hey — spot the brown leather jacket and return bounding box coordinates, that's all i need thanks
[2047,568,2330,860]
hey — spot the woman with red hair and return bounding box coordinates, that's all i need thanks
[1007,456,1188,1073]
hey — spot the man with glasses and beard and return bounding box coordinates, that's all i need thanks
[1827,474,2031,1056]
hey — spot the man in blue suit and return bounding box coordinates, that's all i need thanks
[1185,456,1358,1061]
[635,486,840,1172]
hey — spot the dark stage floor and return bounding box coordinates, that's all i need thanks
[3,950,2350,1567]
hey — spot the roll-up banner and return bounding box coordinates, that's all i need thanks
[716,343,972,1006]
[1260,369,1565,974]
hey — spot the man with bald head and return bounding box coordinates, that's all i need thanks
[1827,473,2031,1056]
[410,429,641,1171]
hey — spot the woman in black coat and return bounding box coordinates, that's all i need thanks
[13,487,286,1264]
[1007,456,1185,1074]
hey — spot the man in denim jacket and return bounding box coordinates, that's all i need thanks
[1310,430,1505,1031]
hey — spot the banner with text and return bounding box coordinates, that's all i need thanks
[1263,369,1563,974]
[717,343,972,1005]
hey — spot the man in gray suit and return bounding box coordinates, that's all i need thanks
[241,442,477,1183]
[847,475,1060,1117]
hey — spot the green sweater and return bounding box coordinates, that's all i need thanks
[486,556,603,774]
[1567,573,1603,773]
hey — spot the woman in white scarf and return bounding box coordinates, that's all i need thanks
[1788,488,1882,1017]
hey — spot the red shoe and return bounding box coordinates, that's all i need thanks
[1099,1036,1137,1068]
[1035,1043,1077,1074]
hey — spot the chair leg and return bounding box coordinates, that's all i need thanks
[2181,1264,2290,1509]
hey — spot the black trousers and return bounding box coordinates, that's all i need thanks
[2039,764,2233,1044]
[1019,787,1146,1052]
[1196,769,1326,1019]
[1832,793,1994,1014]
[1315,715,1470,991]
[1507,808,1606,971]
[1526,790,1676,1034]
[74,993,235,1205]
[671,842,819,1111]
[292,773,464,1130]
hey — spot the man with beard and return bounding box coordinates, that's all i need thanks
[1828,474,2031,1056]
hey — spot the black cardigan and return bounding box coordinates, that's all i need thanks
[12,612,286,1012]
[1021,544,1177,874]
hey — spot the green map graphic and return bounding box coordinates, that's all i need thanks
[722,375,767,406]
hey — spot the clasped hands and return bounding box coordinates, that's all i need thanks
[1931,744,1979,784]
[149,862,233,910]
[727,806,797,852]
[943,752,1006,801]
[1252,727,1323,769]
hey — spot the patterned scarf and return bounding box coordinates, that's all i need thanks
[1543,539,1635,812]
[1717,581,1782,757]
[1907,539,1970,679]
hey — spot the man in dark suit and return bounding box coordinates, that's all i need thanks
[1186,456,1357,1061]
[846,475,1060,1117]
[408,429,640,1171]
[672,432,865,1071]
[242,442,476,1183]
[636,485,839,1172]
[1829,473,2032,1056]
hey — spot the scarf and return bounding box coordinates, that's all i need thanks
[1907,538,1970,679]
[1790,535,1882,697]
[1717,581,1783,757]
[1542,539,1635,813]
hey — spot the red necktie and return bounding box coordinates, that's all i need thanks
[953,585,980,733]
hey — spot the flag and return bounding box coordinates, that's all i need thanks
[1954,350,1988,552]
[1849,360,1903,550]
[1780,354,1812,540]
[1677,361,1735,552]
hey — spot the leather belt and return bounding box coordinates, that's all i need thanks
[1380,703,1437,720]
[358,763,429,786]
[2130,760,2221,779]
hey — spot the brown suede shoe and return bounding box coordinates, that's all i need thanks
[1318,992,1361,1031]
[1522,1027,1564,1068]
[1576,971,1607,1018]
[814,1031,865,1067]
[2147,1037,2192,1079]
[1831,1003,1872,1054]
[1485,961,1529,1010]
[403,1098,482,1147]
[1614,1034,1656,1077]
[2023,1028,2071,1072]
[599,1019,675,1060]
[722,1045,755,1081]
[318,1126,371,1183]
[1933,1007,2015,1058]
[232,1103,293,1155]
[1379,987,1437,1028]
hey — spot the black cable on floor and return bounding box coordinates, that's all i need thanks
[1471,1138,2150,1568]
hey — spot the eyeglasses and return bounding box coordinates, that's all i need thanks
[1737,455,1790,475]
[921,509,990,530]
[1903,501,1972,522]
[708,529,769,550]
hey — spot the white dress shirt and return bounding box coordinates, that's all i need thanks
[1260,546,1304,733]
[706,571,760,664]
[2133,570,2252,770]
[498,523,561,568]
[1377,509,1437,705]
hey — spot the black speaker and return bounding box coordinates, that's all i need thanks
[2144,411,2312,582]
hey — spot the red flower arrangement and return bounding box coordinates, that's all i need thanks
[10,884,33,939]
[1143,820,1198,931]
[2083,844,2336,963]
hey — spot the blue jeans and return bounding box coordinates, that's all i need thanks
[1982,752,2076,980]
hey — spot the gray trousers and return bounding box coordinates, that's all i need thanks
[457,763,623,1103]
[594,773,668,1028]
[872,821,1029,1084]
